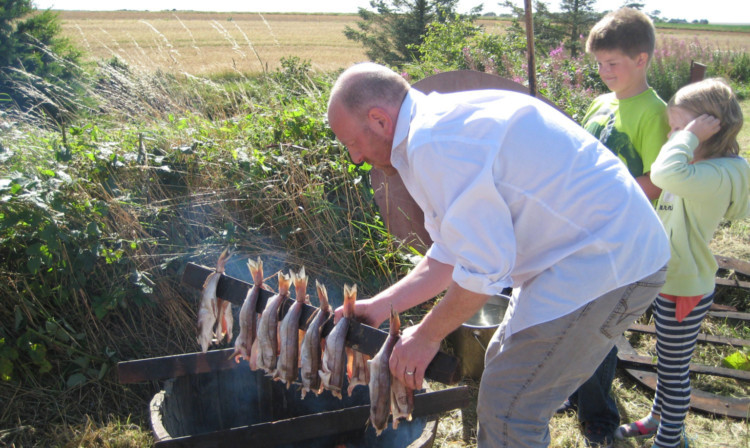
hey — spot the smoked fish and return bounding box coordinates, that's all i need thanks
[346,283,369,395]
[299,280,332,399]
[274,267,308,387]
[197,249,230,353]
[231,257,264,363]
[368,305,399,435]
[256,271,291,374]
[319,284,356,399]
[388,312,414,429]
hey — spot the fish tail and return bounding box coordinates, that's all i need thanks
[248,257,264,286]
[315,280,330,312]
[342,284,357,318]
[389,304,400,336]
[216,247,231,273]
[277,271,292,295]
[294,267,308,303]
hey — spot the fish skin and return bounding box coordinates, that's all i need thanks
[319,284,356,399]
[256,271,291,374]
[346,283,369,395]
[300,280,332,399]
[197,249,230,353]
[216,298,233,344]
[368,306,399,436]
[383,305,413,428]
[390,359,415,428]
[232,257,263,363]
[347,349,371,396]
[274,267,308,387]
[248,337,260,371]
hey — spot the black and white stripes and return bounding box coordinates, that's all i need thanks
[650,293,713,448]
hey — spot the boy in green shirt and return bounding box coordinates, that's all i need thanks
[561,8,671,448]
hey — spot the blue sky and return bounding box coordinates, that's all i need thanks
[32,0,748,24]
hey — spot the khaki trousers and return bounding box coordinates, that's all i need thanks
[477,266,667,448]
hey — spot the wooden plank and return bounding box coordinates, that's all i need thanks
[715,277,750,289]
[627,323,750,347]
[715,255,750,276]
[715,255,750,289]
[621,366,750,419]
[708,310,750,323]
[154,386,471,448]
[615,337,750,420]
[709,303,738,312]
[617,351,750,382]
[119,263,460,385]
[119,348,238,384]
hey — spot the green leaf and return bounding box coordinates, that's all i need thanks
[66,373,87,388]
[26,342,52,374]
[45,320,71,342]
[86,222,101,237]
[97,363,109,380]
[0,339,18,360]
[0,357,13,381]
[72,356,90,369]
[722,351,750,371]
[27,256,42,275]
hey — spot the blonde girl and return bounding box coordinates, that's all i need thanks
[615,78,750,447]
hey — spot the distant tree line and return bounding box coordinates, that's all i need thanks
[343,0,715,67]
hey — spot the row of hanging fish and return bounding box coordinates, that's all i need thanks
[196,252,415,434]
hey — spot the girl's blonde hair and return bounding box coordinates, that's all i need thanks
[668,77,743,158]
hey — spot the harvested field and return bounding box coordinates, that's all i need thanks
[57,11,369,75]
[55,11,750,77]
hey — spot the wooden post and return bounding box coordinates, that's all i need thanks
[690,60,707,83]
[524,0,537,97]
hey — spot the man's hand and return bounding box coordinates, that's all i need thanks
[388,322,441,390]
[685,114,720,142]
[333,297,389,328]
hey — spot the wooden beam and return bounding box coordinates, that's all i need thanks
[715,277,750,290]
[616,337,750,419]
[118,263,460,385]
[715,255,750,276]
[627,323,750,347]
[154,386,471,448]
[708,310,750,323]
[617,350,750,382]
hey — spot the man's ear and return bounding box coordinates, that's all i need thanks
[367,107,394,136]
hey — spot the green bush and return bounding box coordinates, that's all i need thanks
[0,0,85,122]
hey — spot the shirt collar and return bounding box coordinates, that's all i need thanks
[392,89,426,170]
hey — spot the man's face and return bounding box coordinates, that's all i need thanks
[329,102,397,175]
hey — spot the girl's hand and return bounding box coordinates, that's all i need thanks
[685,114,720,142]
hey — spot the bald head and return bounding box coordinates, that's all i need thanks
[328,62,411,119]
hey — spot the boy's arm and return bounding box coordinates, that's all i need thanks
[635,99,671,200]
[635,173,661,201]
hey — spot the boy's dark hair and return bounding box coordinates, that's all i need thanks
[586,8,655,61]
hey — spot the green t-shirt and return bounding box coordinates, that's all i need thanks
[582,88,669,178]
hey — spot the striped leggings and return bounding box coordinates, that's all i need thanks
[650,293,714,448]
